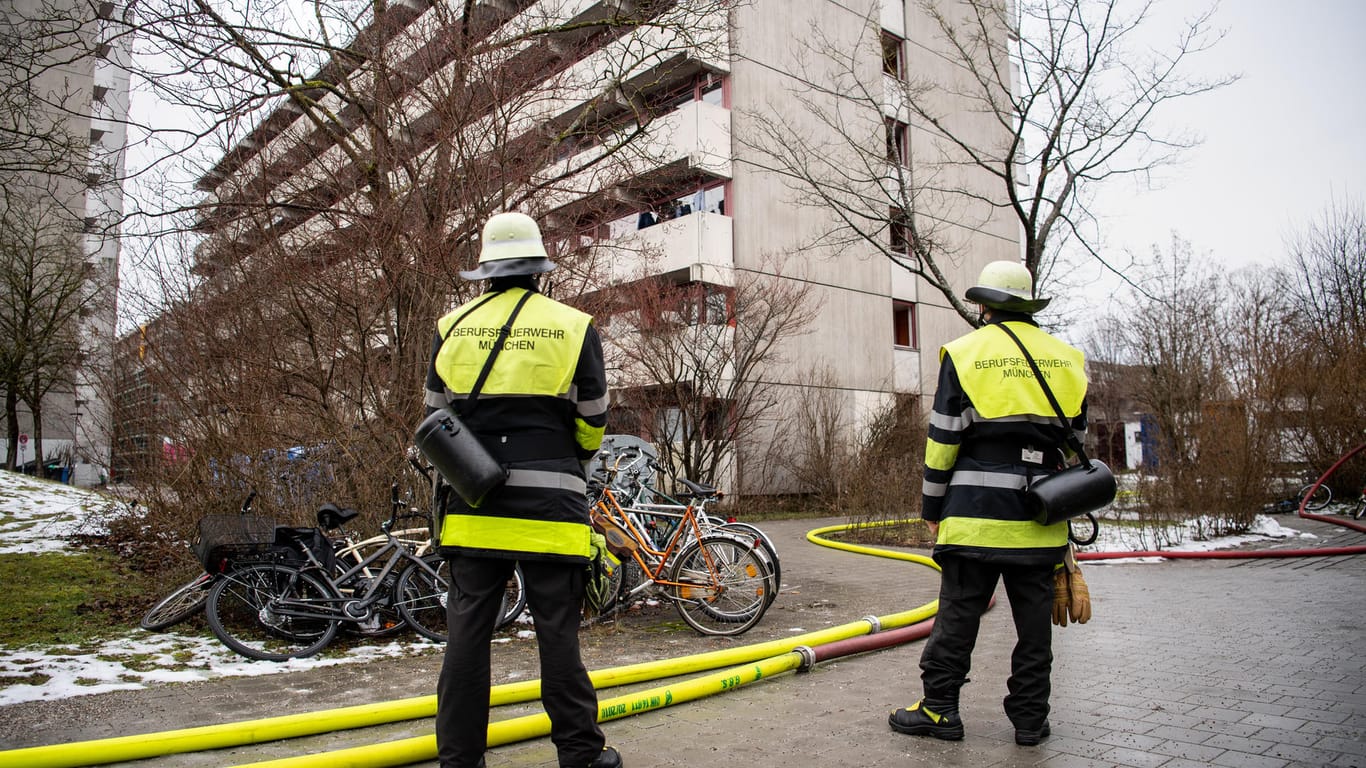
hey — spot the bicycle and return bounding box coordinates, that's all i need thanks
[139,570,216,632]
[606,451,781,605]
[1264,473,1333,514]
[410,455,528,630]
[204,483,452,660]
[1353,485,1365,521]
[588,457,776,636]
[139,490,264,632]
[145,471,527,638]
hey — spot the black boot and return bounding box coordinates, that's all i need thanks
[1015,721,1050,746]
[888,700,964,741]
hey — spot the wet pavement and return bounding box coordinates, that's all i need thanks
[0,514,1362,767]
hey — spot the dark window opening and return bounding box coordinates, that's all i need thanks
[882,31,905,79]
[885,119,908,165]
[890,208,911,255]
[893,301,917,349]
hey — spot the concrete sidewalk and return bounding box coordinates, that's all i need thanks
[1,514,1362,767]
[484,515,1366,768]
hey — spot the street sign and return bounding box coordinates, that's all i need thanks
[17,433,27,446]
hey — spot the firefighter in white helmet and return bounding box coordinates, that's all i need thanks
[888,260,1089,747]
[425,212,621,768]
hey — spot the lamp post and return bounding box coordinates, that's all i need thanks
[71,399,85,485]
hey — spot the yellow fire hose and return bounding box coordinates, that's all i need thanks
[235,653,810,768]
[0,521,937,768]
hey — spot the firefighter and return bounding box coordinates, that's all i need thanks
[888,260,1088,747]
[425,212,620,768]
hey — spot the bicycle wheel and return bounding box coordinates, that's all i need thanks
[396,554,449,642]
[716,522,781,602]
[1353,498,1365,521]
[498,565,527,629]
[139,572,214,631]
[668,534,774,636]
[1299,483,1332,511]
[206,563,338,661]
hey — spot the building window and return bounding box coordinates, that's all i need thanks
[663,282,733,327]
[890,207,911,256]
[609,280,734,330]
[658,72,728,111]
[700,72,724,106]
[882,31,905,79]
[885,119,908,166]
[893,301,917,349]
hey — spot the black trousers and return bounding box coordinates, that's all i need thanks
[436,556,604,768]
[918,555,1054,730]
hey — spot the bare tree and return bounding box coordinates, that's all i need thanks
[602,266,820,488]
[0,0,97,183]
[1094,237,1262,537]
[1090,228,1361,537]
[739,0,1231,323]
[106,0,735,521]
[1278,200,1366,479]
[0,187,97,470]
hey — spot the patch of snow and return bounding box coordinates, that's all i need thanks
[0,469,1337,707]
[1080,513,1314,556]
[0,471,118,554]
[0,627,441,706]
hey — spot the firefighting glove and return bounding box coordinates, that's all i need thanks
[1051,567,1071,627]
[1062,545,1092,625]
[1067,567,1092,624]
[582,532,619,619]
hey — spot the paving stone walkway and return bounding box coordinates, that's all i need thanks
[0,514,1361,767]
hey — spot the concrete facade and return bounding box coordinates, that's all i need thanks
[0,0,129,486]
[182,0,1019,494]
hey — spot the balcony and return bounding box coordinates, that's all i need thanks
[539,98,732,215]
[598,210,733,286]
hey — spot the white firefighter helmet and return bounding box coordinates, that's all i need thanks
[964,260,1050,313]
[459,212,557,280]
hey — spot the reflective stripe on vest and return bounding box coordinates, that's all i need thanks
[938,516,1068,549]
[942,321,1087,421]
[434,288,591,398]
[505,468,587,495]
[441,513,594,559]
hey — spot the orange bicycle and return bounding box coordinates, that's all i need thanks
[589,463,775,636]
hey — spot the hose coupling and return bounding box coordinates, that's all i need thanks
[862,615,882,633]
[794,645,816,672]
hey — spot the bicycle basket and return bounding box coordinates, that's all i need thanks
[193,515,276,571]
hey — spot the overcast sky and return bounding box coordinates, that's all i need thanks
[1076,0,1365,296]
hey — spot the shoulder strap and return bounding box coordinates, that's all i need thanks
[994,322,1091,467]
[442,291,504,341]
[461,289,536,413]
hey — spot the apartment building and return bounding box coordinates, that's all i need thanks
[183,0,1019,495]
[1,0,130,485]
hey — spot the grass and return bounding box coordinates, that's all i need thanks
[0,549,150,648]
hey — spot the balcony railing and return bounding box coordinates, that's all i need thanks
[598,210,734,285]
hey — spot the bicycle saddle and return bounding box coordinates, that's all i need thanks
[316,503,360,530]
[678,477,718,497]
